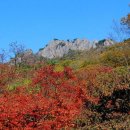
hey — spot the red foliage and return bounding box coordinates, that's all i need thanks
[0,64,16,88]
[0,66,91,129]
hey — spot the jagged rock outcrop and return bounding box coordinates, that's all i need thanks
[22,49,37,65]
[37,38,114,59]
[10,49,36,66]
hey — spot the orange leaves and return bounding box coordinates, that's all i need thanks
[2,64,129,129]
[0,64,16,87]
[0,66,86,129]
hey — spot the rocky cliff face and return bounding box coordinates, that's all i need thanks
[37,39,114,59]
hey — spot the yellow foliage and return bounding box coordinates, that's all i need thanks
[100,44,130,67]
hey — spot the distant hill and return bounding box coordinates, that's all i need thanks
[37,38,115,59]
[9,38,115,66]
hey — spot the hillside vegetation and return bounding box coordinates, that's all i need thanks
[0,40,130,129]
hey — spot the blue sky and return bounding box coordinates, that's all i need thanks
[0,0,129,52]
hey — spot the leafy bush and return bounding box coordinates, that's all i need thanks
[0,66,93,129]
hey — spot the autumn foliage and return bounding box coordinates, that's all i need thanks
[0,66,95,129]
[0,40,130,130]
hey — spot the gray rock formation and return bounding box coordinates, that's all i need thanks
[10,49,36,65]
[37,38,115,59]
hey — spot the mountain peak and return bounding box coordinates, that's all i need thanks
[37,38,114,59]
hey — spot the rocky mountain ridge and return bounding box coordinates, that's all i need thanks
[37,38,115,59]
